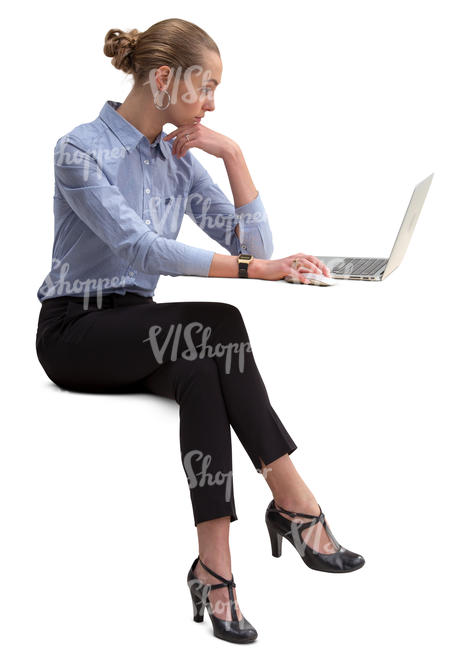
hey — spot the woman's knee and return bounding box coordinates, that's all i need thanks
[195,301,243,322]
[216,302,242,316]
[209,302,246,332]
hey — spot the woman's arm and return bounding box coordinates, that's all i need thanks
[203,144,329,281]
[54,135,215,278]
[171,126,330,282]
[208,141,267,278]
[225,146,253,244]
[207,140,327,281]
[222,142,258,214]
[184,147,273,260]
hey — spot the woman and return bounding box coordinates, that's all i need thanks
[35,18,365,644]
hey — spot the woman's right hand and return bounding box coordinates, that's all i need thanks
[259,254,332,283]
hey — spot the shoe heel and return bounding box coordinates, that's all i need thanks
[189,587,205,622]
[266,520,283,557]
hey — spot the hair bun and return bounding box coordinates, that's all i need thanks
[103,28,141,74]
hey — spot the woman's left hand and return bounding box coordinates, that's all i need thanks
[163,122,234,159]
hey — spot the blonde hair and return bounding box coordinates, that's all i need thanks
[103,18,220,85]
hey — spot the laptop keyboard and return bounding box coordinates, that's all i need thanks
[330,257,387,275]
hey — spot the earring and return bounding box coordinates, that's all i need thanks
[153,89,171,110]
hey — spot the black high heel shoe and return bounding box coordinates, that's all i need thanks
[187,556,258,644]
[265,499,365,573]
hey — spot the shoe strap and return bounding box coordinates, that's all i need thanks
[272,501,342,551]
[198,557,236,587]
[274,500,325,528]
[198,556,238,622]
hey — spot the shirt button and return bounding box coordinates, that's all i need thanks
[145,220,151,225]
[242,244,247,250]
[145,188,150,194]
[128,271,134,277]
[144,160,150,164]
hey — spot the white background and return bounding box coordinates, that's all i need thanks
[2,1,458,648]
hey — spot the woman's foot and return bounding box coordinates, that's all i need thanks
[273,495,340,554]
[193,555,243,622]
[259,454,341,554]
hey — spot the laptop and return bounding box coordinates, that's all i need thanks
[315,173,434,281]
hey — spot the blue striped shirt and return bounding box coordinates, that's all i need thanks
[37,100,274,303]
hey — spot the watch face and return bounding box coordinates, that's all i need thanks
[239,254,252,261]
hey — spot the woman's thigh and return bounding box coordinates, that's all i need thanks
[36,299,246,392]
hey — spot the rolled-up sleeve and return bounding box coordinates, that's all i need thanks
[54,136,216,277]
[185,153,274,259]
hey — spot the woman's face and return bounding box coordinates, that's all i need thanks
[167,50,222,127]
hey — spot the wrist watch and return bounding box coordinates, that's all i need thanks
[238,253,254,278]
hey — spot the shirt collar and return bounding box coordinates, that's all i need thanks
[99,100,168,160]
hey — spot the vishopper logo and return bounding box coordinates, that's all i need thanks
[142,64,217,106]
[185,193,266,245]
[144,192,265,246]
[145,192,239,243]
[41,257,131,309]
[186,578,227,619]
[55,135,128,182]
[183,450,234,503]
[288,516,338,556]
[145,194,186,235]
[142,322,252,374]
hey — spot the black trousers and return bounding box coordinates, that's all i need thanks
[35,292,298,526]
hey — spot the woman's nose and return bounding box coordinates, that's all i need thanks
[202,100,215,112]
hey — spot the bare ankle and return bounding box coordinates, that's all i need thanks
[197,551,232,576]
[274,494,320,515]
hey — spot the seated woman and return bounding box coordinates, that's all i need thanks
[35,17,364,645]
